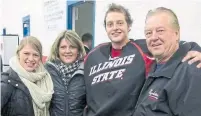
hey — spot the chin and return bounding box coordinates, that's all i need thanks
[111,39,123,43]
[25,68,35,72]
[63,60,73,64]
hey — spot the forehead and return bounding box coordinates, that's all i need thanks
[145,12,172,29]
[106,12,126,22]
[60,39,70,45]
[59,38,77,47]
[20,44,38,53]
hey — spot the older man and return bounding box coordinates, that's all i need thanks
[133,7,201,116]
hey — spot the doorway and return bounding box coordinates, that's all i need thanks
[67,0,95,47]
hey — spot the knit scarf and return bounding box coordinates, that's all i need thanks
[54,59,80,77]
[9,56,54,116]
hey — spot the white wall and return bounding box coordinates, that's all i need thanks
[0,0,3,35]
[2,0,201,56]
[94,0,201,46]
[42,0,66,55]
[1,0,67,56]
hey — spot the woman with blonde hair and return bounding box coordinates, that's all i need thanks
[1,36,54,116]
[45,30,86,116]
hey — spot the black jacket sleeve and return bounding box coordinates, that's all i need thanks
[168,62,201,116]
[186,41,201,52]
[1,78,15,109]
[134,39,151,56]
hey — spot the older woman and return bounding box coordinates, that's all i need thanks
[1,36,54,116]
[45,30,86,116]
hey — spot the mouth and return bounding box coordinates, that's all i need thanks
[63,55,72,59]
[151,43,162,48]
[25,62,35,67]
[112,32,122,37]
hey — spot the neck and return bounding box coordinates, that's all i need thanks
[112,39,130,49]
[156,44,179,63]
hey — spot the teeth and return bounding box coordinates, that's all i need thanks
[26,63,34,66]
[152,44,161,47]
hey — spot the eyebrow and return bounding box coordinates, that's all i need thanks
[22,51,39,54]
[107,19,124,22]
[145,26,165,31]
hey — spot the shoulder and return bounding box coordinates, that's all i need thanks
[1,70,16,92]
[174,61,201,81]
[45,61,58,70]
[1,72,12,86]
[44,61,60,75]
[72,62,84,77]
[84,42,110,62]
[89,42,110,54]
[1,68,18,81]
[132,39,151,55]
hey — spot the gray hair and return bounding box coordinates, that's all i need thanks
[145,7,180,31]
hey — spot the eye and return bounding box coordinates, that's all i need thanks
[157,29,165,34]
[145,31,152,36]
[60,46,66,49]
[69,45,77,49]
[117,21,123,25]
[24,52,29,55]
[33,54,39,57]
[106,22,113,27]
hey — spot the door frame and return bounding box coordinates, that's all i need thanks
[22,15,30,37]
[66,0,96,47]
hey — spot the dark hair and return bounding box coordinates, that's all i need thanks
[104,3,133,27]
[81,33,93,42]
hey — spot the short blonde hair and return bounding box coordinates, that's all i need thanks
[48,30,86,62]
[16,36,43,60]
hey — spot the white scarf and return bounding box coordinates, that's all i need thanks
[9,56,54,116]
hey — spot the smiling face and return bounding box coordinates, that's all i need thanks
[105,12,130,48]
[145,12,179,62]
[59,39,79,64]
[18,44,40,72]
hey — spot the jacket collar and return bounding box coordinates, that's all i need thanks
[148,43,191,78]
[7,68,23,82]
[47,60,84,77]
[100,39,135,59]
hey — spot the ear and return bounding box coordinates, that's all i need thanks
[175,31,180,42]
[128,26,131,32]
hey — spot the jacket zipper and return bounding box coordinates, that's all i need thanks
[135,76,155,110]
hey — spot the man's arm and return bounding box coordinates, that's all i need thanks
[181,42,201,68]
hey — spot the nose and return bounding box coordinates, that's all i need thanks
[28,54,34,61]
[112,23,118,30]
[150,31,159,41]
[65,47,72,53]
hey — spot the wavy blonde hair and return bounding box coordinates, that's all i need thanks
[48,30,86,62]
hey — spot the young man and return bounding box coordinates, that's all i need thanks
[133,7,201,116]
[82,33,93,54]
[84,3,201,116]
